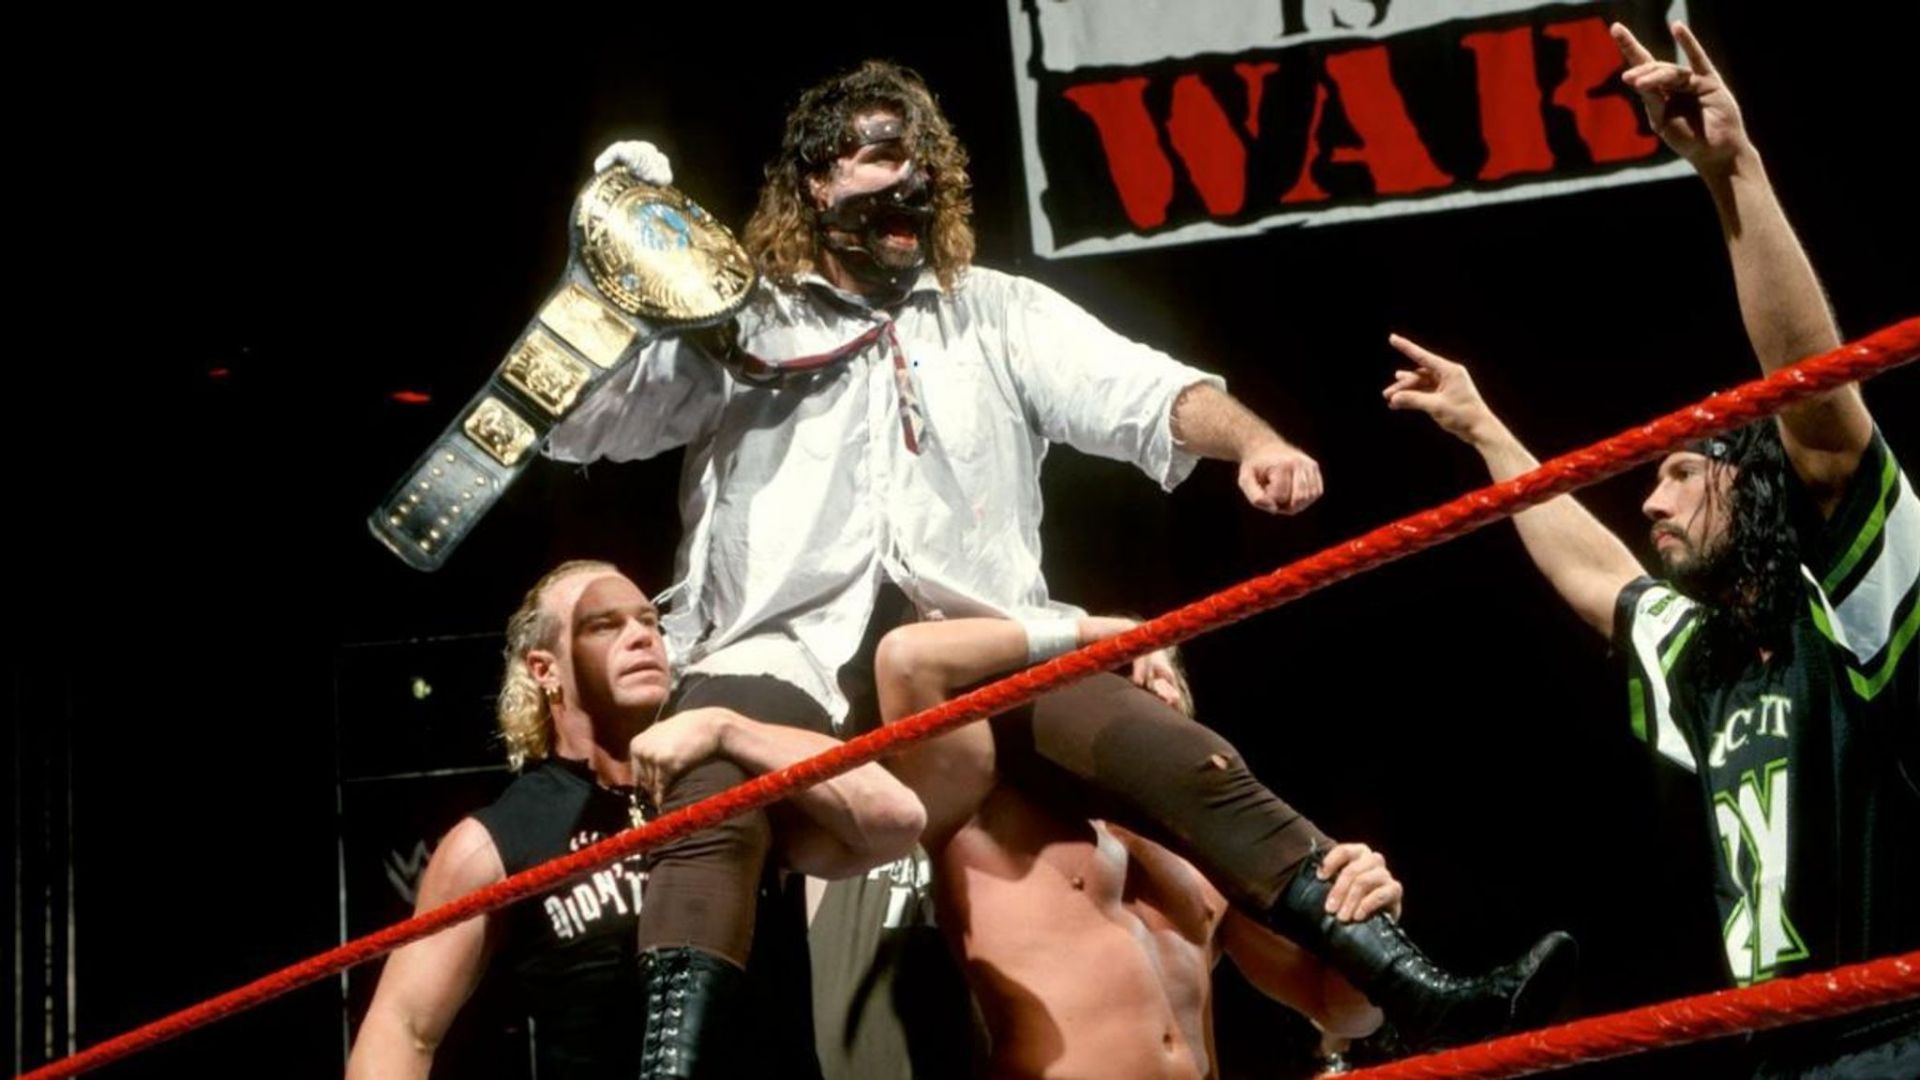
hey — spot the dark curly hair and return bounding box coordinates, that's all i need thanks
[742,59,975,291]
[1676,421,1802,671]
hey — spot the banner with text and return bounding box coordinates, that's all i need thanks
[1008,0,1692,257]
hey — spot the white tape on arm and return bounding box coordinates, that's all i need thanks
[1021,618,1081,666]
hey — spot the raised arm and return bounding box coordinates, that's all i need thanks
[1385,335,1644,638]
[345,818,503,1080]
[627,707,925,879]
[1613,22,1871,510]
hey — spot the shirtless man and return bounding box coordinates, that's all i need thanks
[946,792,1395,1077]
[874,618,1413,1078]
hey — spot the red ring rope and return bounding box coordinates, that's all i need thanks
[1341,949,1920,1079]
[21,317,1918,1078]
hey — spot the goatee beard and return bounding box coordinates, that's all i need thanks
[1666,543,1736,605]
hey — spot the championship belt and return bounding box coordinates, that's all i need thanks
[368,169,755,571]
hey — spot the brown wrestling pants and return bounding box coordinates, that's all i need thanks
[639,668,1328,966]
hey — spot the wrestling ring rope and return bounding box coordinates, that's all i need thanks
[1339,949,1920,1077]
[22,316,1919,1079]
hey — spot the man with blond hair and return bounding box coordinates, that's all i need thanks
[346,560,922,1078]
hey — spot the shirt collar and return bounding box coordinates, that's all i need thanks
[796,267,943,311]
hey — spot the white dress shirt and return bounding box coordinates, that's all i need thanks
[548,265,1222,725]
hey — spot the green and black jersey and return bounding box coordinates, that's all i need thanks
[1616,429,1919,987]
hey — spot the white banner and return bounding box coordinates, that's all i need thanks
[1008,0,1692,258]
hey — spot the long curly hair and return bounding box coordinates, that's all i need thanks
[1678,422,1802,671]
[743,59,975,291]
[496,559,618,770]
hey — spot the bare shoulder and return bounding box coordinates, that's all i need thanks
[416,817,508,906]
[943,786,1092,873]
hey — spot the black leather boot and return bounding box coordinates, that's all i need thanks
[637,947,748,1079]
[1266,850,1578,1051]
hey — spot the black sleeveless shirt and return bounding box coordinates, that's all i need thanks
[472,758,822,1078]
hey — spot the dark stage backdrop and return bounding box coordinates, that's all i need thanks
[18,4,1916,1078]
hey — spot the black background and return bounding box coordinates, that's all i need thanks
[14,2,1917,1077]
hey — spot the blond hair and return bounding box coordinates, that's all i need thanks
[496,559,618,770]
